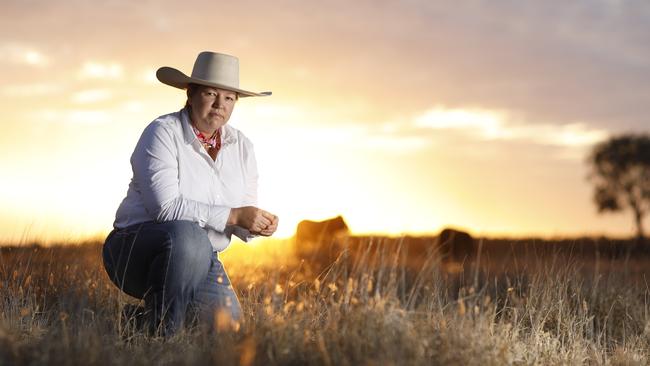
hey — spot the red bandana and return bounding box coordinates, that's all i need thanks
[192,125,222,159]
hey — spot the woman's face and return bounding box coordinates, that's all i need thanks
[188,85,237,133]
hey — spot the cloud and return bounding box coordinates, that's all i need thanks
[32,109,111,125]
[137,68,157,84]
[231,0,650,132]
[120,101,144,112]
[0,43,49,67]
[71,89,112,104]
[4,0,648,132]
[236,103,432,154]
[242,103,604,157]
[78,61,123,80]
[1,83,63,97]
[355,135,431,152]
[415,107,506,139]
[414,106,609,148]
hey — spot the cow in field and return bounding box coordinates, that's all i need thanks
[294,216,350,264]
[296,216,349,243]
[293,218,476,274]
[436,228,476,263]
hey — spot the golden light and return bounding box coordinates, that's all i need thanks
[0,45,634,245]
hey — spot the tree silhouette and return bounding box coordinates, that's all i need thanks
[587,134,650,241]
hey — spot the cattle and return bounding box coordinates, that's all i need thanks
[294,216,350,265]
[293,218,476,274]
[436,228,476,263]
[296,216,349,243]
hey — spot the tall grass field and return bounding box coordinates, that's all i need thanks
[1,235,649,365]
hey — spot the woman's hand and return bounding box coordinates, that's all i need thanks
[228,206,278,236]
[259,214,279,237]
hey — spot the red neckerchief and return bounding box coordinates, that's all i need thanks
[192,125,222,159]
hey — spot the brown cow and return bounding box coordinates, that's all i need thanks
[296,216,349,242]
[294,216,350,264]
[436,228,476,263]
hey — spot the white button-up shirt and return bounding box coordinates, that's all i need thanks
[114,108,257,252]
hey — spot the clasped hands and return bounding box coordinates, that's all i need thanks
[227,206,278,236]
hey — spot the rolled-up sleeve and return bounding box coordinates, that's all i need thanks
[131,122,231,232]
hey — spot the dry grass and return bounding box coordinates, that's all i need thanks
[1,236,650,365]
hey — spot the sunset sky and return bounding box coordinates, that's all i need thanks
[1,0,649,243]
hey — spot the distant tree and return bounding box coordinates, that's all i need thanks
[587,134,650,241]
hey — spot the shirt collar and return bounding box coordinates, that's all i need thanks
[180,107,237,146]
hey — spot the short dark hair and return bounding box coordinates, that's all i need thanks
[185,84,200,108]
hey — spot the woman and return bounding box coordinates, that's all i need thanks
[102,51,278,336]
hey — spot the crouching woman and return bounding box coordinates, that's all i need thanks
[102,51,278,336]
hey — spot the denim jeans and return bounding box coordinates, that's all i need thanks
[102,220,241,335]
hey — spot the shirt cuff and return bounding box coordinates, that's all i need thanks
[205,207,231,232]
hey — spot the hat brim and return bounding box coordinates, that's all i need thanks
[156,67,271,98]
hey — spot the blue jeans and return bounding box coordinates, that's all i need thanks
[102,220,241,335]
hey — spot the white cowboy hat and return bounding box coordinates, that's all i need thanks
[156,51,271,97]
